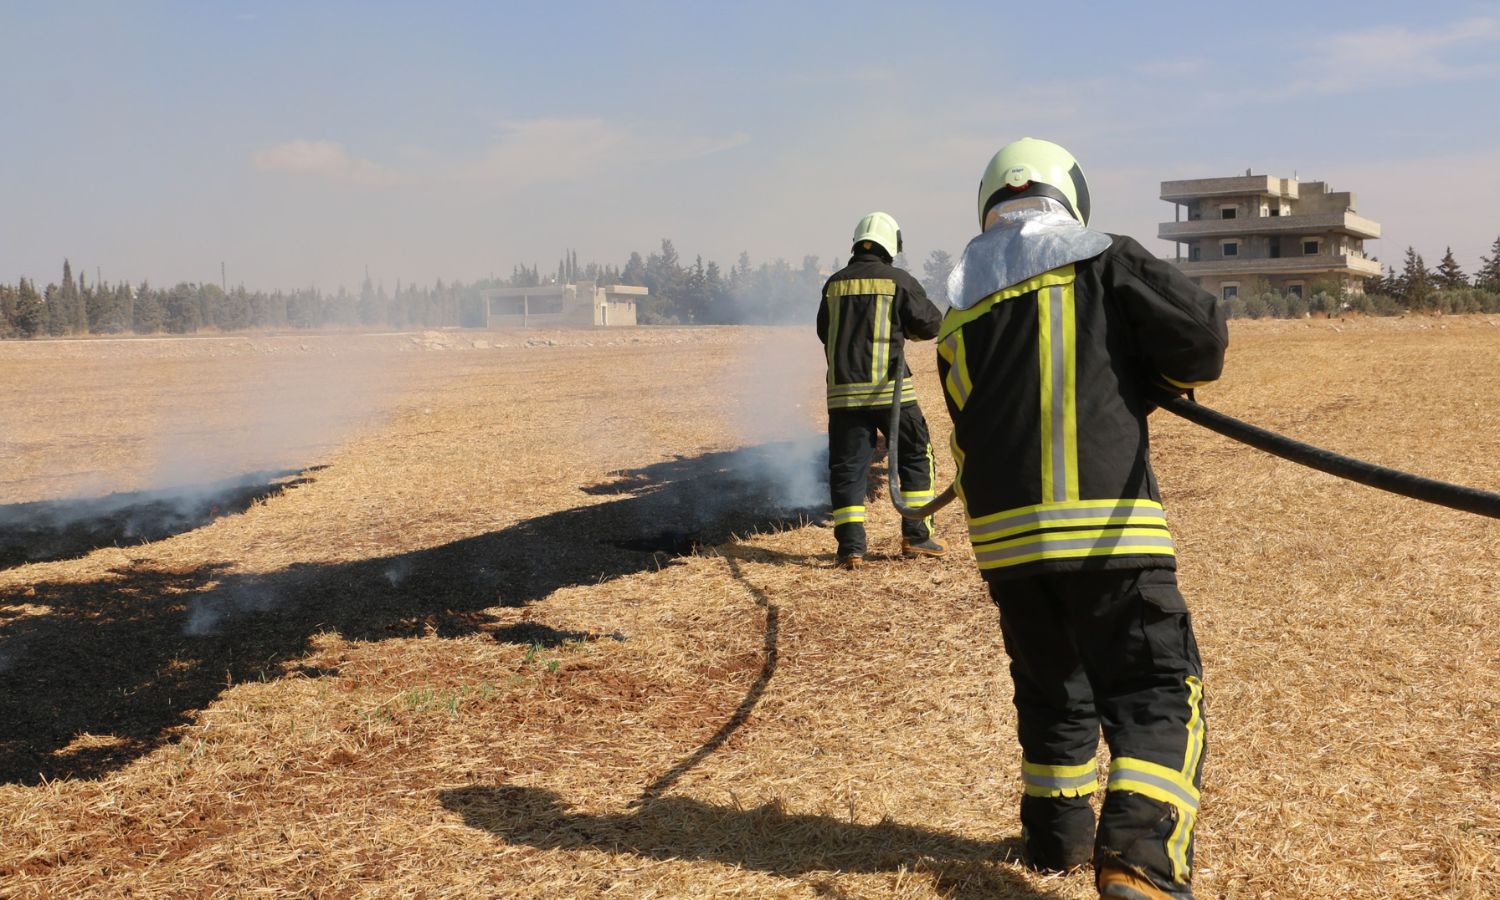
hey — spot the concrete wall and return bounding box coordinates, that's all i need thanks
[593,289,639,326]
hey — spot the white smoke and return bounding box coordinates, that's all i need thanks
[715,326,827,518]
[1,336,399,578]
[139,340,394,490]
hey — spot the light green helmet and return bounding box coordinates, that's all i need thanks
[977,138,1091,228]
[851,211,902,259]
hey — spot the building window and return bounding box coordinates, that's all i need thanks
[1269,207,1281,217]
[1189,245,1201,261]
[1223,284,1239,301]
[1222,241,1240,258]
[1220,206,1237,220]
[1287,283,1304,298]
[1303,239,1320,255]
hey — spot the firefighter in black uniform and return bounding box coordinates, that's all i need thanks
[936,139,1227,900]
[816,212,947,569]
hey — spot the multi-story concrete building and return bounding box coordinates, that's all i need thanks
[1159,173,1380,301]
[477,282,646,328]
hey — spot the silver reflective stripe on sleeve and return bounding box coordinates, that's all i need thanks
[1048,284,1068,503]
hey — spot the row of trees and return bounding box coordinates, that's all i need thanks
[5,236,1500,338]
[0,244,838,338]
[0,260,489,339]
[1365,240,1500,307]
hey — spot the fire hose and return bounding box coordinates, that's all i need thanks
[886,342,959,521]
[886,343,1500,522]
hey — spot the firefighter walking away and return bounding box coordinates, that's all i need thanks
[938,139,1227,899]
[817,211,947,569]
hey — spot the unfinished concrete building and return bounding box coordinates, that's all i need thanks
[1160,173,1380,301]
[478,282,646,328]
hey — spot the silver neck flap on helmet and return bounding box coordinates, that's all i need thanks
[946,197,1112,311]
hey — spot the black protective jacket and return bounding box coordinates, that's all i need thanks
[817,250,943,411]
[936,235,1228,581]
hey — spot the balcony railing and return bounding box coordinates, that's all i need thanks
[1171,255,1382,277]
[1159,211,1380,241]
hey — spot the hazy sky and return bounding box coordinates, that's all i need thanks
[3,1,1498,290]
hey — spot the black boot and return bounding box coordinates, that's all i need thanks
[1020,794,1095,872]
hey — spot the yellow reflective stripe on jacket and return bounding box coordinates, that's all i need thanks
[973,527,1176,570]
[825,283,842,376]
[1022,759,1098,798]
[1162,374,1212,390]
[1037,281,1080,503]
[826,278,896,299]
[969,498,1168,544]
[831,505,866,525]
[827,381,918,397]
[938,265,1076,341]
[938,330,973,410]
[827,385,918,410]
[873,293,892,389]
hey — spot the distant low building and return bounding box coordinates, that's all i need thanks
[1159,173,1380,300]
[477,282,646,328]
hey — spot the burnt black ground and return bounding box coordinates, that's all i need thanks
[0,470,318,570]
[0,444,827,784]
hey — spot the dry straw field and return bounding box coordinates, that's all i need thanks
[1,318,1497,898]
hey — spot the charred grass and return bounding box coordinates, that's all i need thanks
[1,320,1497,898]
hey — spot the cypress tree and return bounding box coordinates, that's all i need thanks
[16,278,46,337]
[133,281,165,333]
[74,270,90,333]
[110,282,134,333]
[1434,247,1467,290]
[0,283,17,338]
[1476,235,1500,290]
[45,282,68,335]
[1397,246,1432,308]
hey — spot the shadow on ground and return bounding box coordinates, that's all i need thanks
[439,785,1062,899]
[0,443,827,784]
[0,469,321,570]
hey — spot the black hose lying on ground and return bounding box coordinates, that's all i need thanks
[887,340,1500,521]
[1156,393,1500,520]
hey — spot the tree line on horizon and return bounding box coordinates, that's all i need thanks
[0,243,861,339]
[4,236,1499,339]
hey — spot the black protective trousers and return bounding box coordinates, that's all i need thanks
[827,403,935,557]
[988,567,1205,895]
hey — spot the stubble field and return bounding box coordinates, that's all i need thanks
[1,318,1497,899]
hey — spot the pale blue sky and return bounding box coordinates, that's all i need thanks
[2,1,1498,289]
